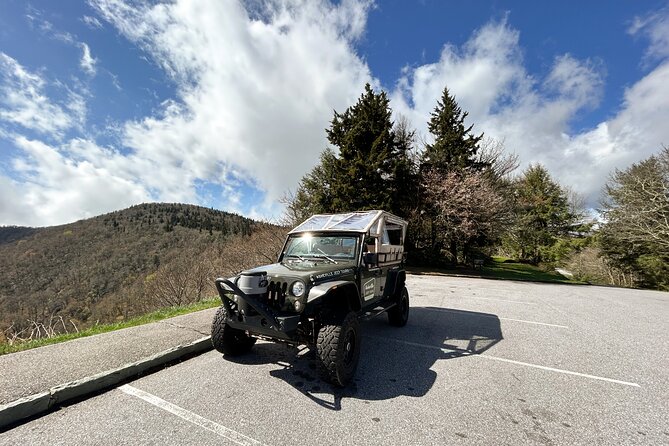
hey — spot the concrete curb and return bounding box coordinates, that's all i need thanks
[0,336,212,430]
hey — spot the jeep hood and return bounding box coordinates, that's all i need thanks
[242,260,356,283]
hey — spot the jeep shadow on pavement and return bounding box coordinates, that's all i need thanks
[224,306,503,410]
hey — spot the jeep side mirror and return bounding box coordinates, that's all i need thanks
[364,252,378,267]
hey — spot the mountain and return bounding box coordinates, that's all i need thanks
[0,203,285,341]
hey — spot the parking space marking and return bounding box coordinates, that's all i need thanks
[426,307,569,328]
[497,317,568,329]
[475,355,640,387]
[369,336,640,388]
[119,384,265,446]
[459,296,538,305]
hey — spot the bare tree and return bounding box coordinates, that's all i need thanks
[601,147,669,251]
[422,170,512,263]
[566,247,639,287]
[476,137,519,180]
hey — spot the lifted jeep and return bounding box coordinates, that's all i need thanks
[211,210,409,386]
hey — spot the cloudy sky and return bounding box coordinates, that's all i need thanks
[1,0,668,227]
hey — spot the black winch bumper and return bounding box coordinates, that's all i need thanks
[215,278,301,341]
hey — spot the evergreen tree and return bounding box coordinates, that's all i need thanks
[326,83,399,212]
[422,87,484,174]
[287,84,415,220]
[284,148,339,224]
[505,164,575,264]
[416,86,486,264]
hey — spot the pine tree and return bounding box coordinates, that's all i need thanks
[506,164,575,264]
[417,86,485,264]
[326,83,399,212]
[287,83,415,220]
[422,87,484,174]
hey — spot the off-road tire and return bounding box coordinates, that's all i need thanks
[211,306,256,355]
[387,286,409,327]
[316,311,360,387]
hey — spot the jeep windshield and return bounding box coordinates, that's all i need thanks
[283,234,359,263]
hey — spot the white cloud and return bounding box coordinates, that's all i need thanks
[89,0,375,205]
[392,18,669,208]
[628,5,669,62]
[4,136,150,227]
[4,2,668,227]
[82,15,103,29]
[0,53,82,137]
[79,42,97,75]
[24,9,99,77]
[1,0,375,226]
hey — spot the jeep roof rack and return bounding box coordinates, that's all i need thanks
[289,210,406,235]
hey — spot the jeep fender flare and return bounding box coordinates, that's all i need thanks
[387,270,406,298]
[307,280,361,312]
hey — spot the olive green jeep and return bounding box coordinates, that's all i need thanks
[211,210,409,386]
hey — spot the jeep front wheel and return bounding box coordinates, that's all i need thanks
[387,286,409,327]
[316,311,360,387]
[211,305,256,355]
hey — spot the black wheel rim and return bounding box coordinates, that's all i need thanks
[401,292,409,319]
[343,329,356,365]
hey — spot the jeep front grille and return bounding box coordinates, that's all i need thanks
[265,281,287,308]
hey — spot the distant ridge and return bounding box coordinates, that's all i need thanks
[0,203,283,342]
[0,226,37,245]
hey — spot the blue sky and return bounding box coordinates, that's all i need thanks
[1,0,668,226]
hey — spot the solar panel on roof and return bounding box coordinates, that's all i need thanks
[291,211,382,232]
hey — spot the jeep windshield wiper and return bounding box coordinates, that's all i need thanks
[313,249,337,264]
[285,254,305,261]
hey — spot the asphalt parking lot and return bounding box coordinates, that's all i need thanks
[2,275,668,445]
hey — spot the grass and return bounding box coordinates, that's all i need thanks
[482,258,578,283]
[408,257,582,285]
[0,298,220,356]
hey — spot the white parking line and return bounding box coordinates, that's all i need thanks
[370,337,640,388]
[461,296,538,305]
[427,307,569,328]
[476,355,640,387]
[498,317,568,329]
[119,384,265,446]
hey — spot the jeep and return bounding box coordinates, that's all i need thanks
[211,210,409,386]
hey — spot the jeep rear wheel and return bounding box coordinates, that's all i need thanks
[316,311,360,387]
[387,286,409,327]
[211,305,256,356]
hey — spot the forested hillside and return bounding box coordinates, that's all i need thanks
[0,203,286,342]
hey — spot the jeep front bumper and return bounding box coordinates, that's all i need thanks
[215,278,301,341]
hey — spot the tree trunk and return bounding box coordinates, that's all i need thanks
[450,239,458,266]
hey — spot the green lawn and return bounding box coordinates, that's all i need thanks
[0,298,220,356]
[408,257,581,284]
[482,257,577,283]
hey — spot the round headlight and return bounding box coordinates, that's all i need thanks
[291,281,305,297]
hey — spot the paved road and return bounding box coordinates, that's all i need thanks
[2,276,668,445]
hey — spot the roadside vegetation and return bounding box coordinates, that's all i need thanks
[0,204,287,350]
[0,298,220,356]
[408,257,580,284]
[482,258,580,283]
